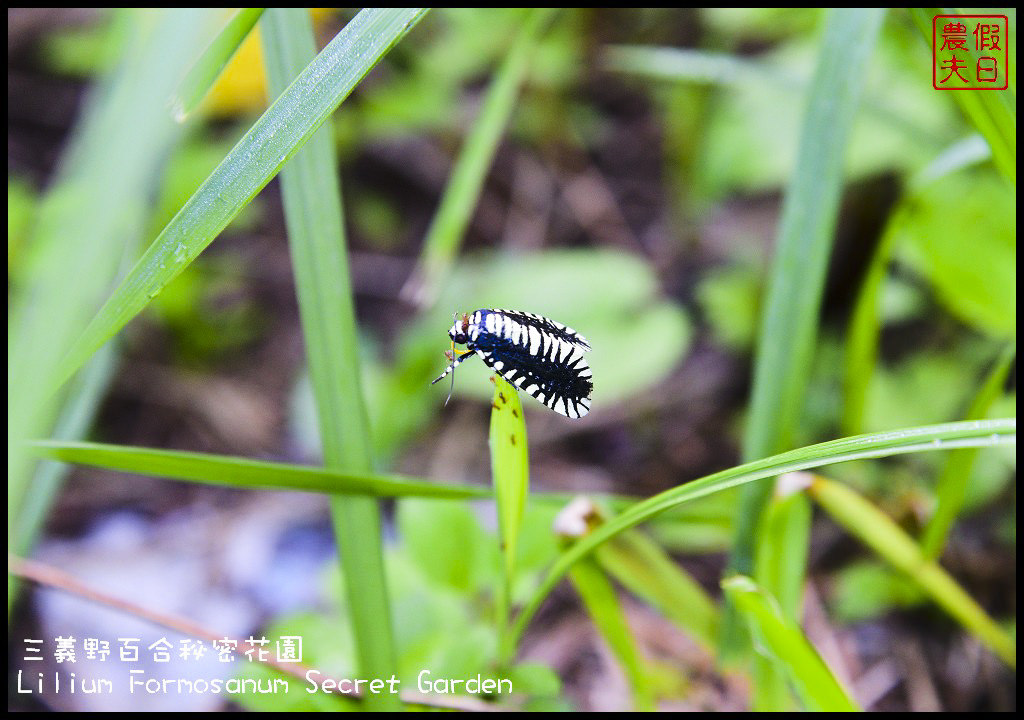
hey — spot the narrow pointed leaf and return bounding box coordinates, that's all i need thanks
[262,8,411,708]
[920,342,1016,558]
[402,8,555,306]
[809,475,1015,668]
[723,575,859,712]
[31,441,488,499]
[172,8,265,121]
[53,8,428,391]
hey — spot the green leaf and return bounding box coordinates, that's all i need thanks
[172,8,265,121]
[751,481,812,710]
[895,172,1016,338]
[261,12,423,705]
[510,419,1016,648]
[53,8,429,392]
[728,7,885,660]
[831,561,925,623]
[569,557,657,711]
[490,375,530,662]
[722,575,860,711]
[596,528,721,652]
[920,342,1016,557]
[490,376,530,579]
[397,499,499,593]
[8,8,224,609]
[31,441,489,499]
[403,8,556,306]
[809,475,1015,668]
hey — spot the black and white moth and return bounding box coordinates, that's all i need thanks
[431,309,593,418]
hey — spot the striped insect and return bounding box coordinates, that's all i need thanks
[431,309,593,418]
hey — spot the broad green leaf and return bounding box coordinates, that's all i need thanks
[895,172,1016,338]
[53,8,429,392]
[831,561,925,623]
[722,576,859,711]
[397,498,499,593]
[511,419,1015,647]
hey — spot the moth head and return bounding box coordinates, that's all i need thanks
[449,312,470,345]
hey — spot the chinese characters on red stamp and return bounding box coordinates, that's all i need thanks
[933,14,1009,90]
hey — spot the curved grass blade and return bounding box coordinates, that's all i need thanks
[722,576,860,711]
[401,8,555,307]
[172,8,265,121]
[509,419,1015,647]
[30,441,489,500]
[808,475,1015,668]
[53,8,429,393]
[261,8,404,708]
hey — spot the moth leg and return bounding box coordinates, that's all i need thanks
[430,350,475,385]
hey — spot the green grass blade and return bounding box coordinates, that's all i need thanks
[596,528,721,652]
[751,482,812,710]
[920,342,1016,558]
[261,9,409,708]
[7,8,222,610]
[842,135,1003,437]
[171,8,265,121]
[490,376,529,662]
[53,8,429,392]
[808,476,1016,668]
[570,557,657,711]
[841,219,897,436]
[401,8,555,307]
[509,419,1015,647]
[726,8,885,656]
[30,441,489,499]
[722,576,860,712]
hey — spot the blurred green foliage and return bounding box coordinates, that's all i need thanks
[9,6,1015,710]
[232,498,566,711]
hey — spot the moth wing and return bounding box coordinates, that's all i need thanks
[493,309,592,352]
[476,348,592,419]
[547,318,592,352]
